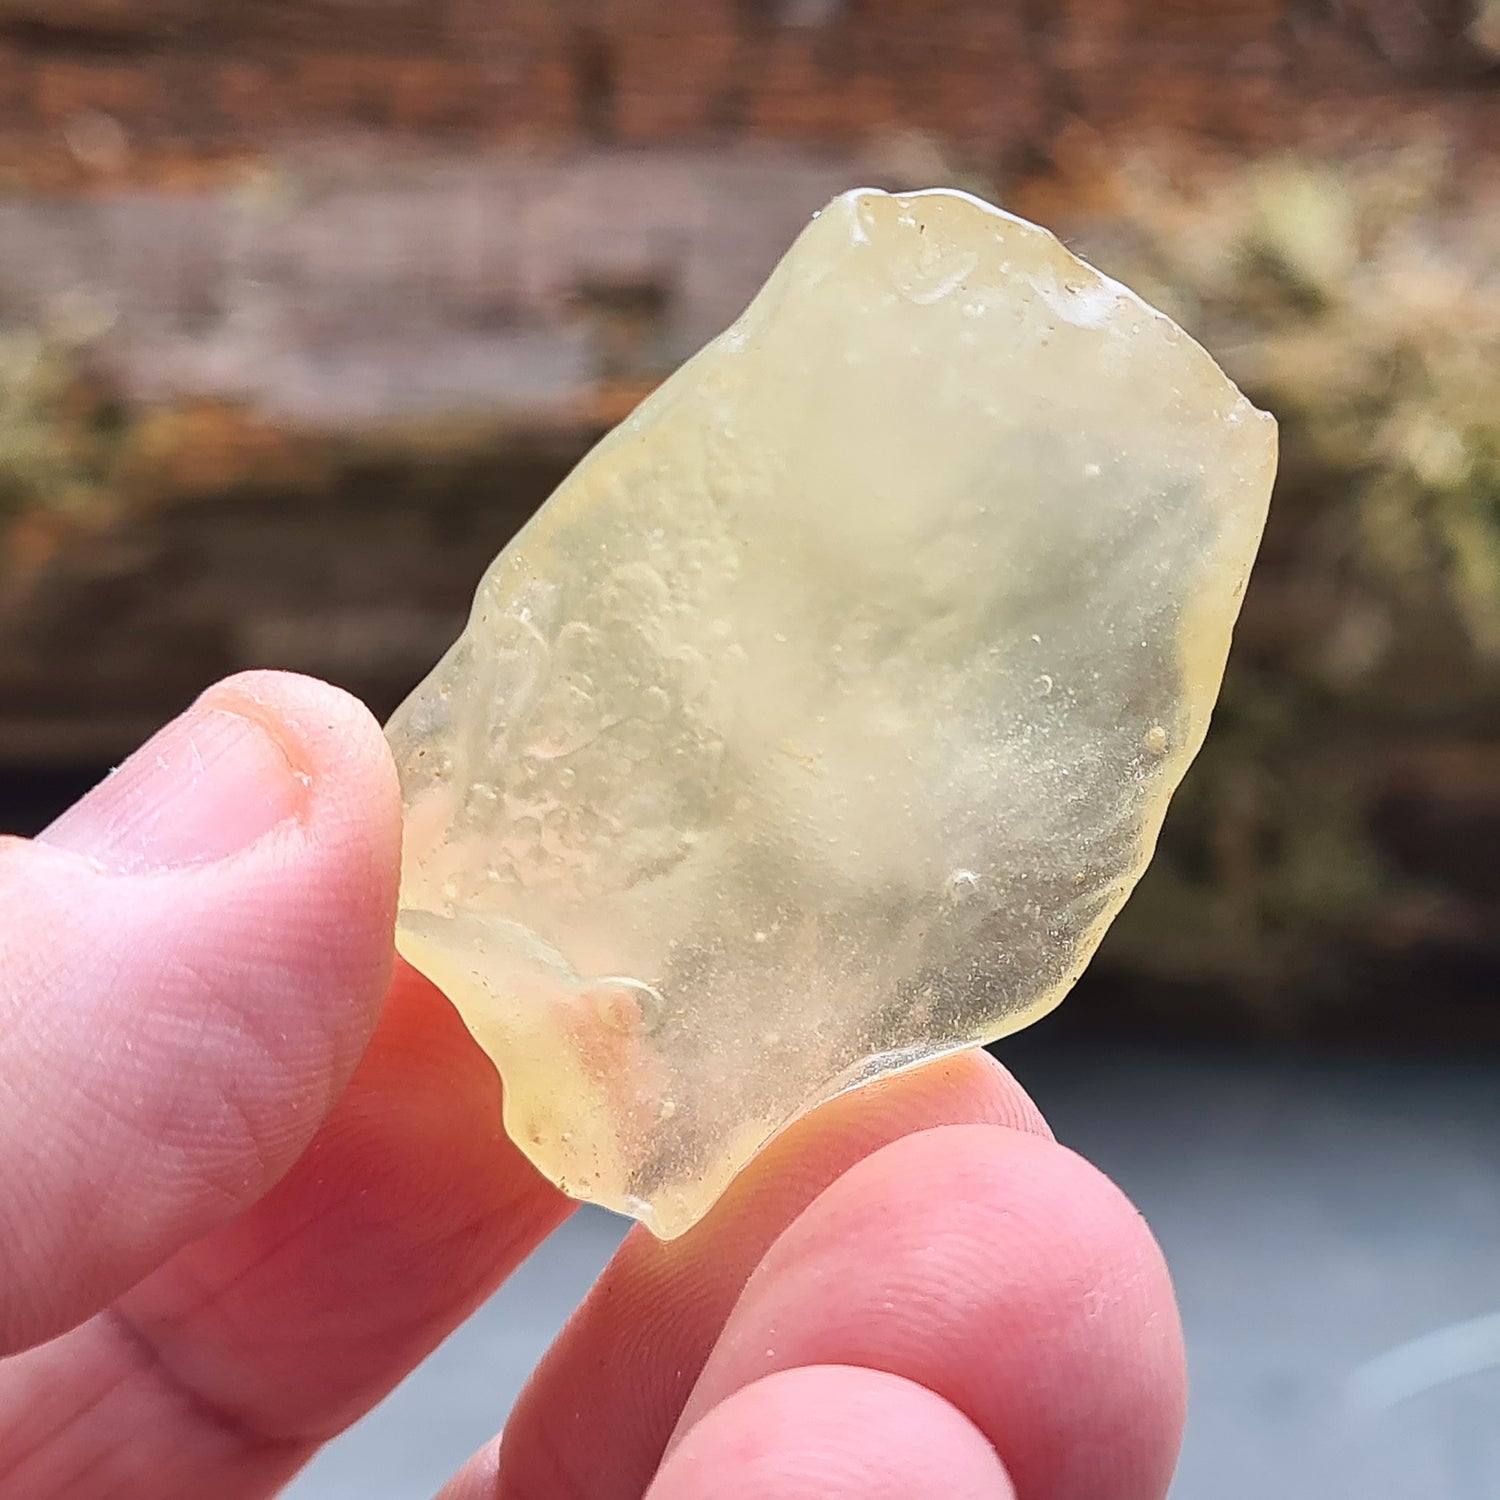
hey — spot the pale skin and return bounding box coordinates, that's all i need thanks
[0,671,1187,1499]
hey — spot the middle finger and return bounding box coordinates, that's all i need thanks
[489,1047,1050,1500]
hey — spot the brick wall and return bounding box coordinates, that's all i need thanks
[0,1,1494,185]
[0,1,1491,429]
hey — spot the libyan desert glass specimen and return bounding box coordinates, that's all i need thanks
[387,187,1277,1237]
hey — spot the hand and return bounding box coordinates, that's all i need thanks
[0,671,1185,1499]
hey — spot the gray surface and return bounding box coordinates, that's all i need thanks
[0,148,852,424]
[287,1044,1500,1499]
[1030,1044,1500,1500]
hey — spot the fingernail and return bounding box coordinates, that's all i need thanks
[39,703,304,874]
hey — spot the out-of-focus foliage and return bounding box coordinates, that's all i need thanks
[0,308,120,524]
[1037,139,1500,1035]
[1472,0,1500,56]
[1084,140,1500,662]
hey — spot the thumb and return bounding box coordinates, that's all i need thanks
[0,671,401,1356]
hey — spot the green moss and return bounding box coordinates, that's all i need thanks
[1053,142,1500,1023]
[0,319,122,523]
[1083,143,1500,667]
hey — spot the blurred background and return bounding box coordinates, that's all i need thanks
[0,2,1496,1497]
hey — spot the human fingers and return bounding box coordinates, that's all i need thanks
[0,670,399,1354]
[644,1366,1016,1500]
[453,1047,1049,1499]
[672,1124,1186,1500]
[0,960,572,1498]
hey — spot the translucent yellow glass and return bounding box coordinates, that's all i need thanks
[386,188,1277,1236]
